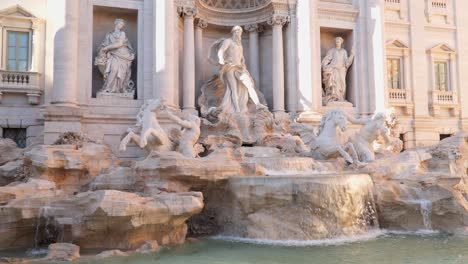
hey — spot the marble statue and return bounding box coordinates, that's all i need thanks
[165,109,203,158]
[95,18,135,97]
[205,25,267,114]
[119,98,173,152]
[321,37,355,105]
[293,109,360,165]
[346,112,392,162]
[374,107,403,154]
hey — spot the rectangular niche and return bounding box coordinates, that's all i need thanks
[92,6,138,99]
[320,27,355,106]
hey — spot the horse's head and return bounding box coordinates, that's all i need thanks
[319,109,347,135]
[146,98,166,112]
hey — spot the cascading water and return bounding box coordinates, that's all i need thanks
[214,173,379,241]
[404,188,433,231]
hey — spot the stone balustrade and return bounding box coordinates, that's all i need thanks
[388,89,407,102]
[432,90,456,104]
[0,70,41,105]
[384,0,406,19]
[431,0,447,9]
[430,89,458,116]
[388,88,413,115]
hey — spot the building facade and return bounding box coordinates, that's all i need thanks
[0,0,467,157]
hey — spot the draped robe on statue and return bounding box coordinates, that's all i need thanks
[198,38,266,116]
[95,31,135,94]
[321,48,353,104]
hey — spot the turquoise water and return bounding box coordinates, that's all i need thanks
[76,232,467,264]
[3,232,467,264]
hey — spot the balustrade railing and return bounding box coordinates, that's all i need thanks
[388,89,407,102]
[0,70,41,104]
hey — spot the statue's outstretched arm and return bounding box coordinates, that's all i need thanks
[345,113,368,125]
[166,110,193,129]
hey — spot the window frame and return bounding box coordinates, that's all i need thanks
[433,61,449,91]
[2,27,32,72]
[386,57,402,90]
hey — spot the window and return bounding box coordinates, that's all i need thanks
[7,31,30,72]
[387,58,401,89]
[434,61,448,91]
[2,128,27,148]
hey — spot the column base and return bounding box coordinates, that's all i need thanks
[182,107,198,115]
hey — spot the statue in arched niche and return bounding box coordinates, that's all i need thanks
[321,36,354,105]
[199,25,268,116]
[95,18,135,98]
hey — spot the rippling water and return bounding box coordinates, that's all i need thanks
[3,232,467,264]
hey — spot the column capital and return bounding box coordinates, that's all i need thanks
[267,14,290,27]
[245,23,264,33]
[178,5,197,18]
[196,18,208,29]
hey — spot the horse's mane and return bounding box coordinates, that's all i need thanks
[317,109,344,136]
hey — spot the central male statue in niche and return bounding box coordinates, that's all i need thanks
[321,36,355,105]
[207,26,267,113]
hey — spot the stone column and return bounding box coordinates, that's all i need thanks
[179,6,197,112]
[30,20,40,72]
[403,50,410,90]
[0,19,3,70]
[50,0,79,106]
[245,24,262,85]
[365,0,386,113]
[195,19,207,101]
[449,53,457,92]
[285,5,298,114]
[154,0,177,106]
[268,15,289,113]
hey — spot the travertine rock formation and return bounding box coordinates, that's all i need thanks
[0,139,22,166]
[24,143,117,193]
[364,132,468,231]
[45,243,80,262]
[214,174,378,240]
[46,190,203,249]
[0,139,24,186]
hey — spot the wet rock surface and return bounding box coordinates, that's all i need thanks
[363,132,468,232]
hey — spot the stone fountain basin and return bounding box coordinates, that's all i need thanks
[212,173,378,241]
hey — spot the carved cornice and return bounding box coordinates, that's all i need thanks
[245,23,264,33]
[178,5,198,18]
[267,14,290,27]
[195,0,296,27]
[317,0,358,23]
[196,18,208,29]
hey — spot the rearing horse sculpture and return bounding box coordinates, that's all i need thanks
[293,109,360,165]
[119,98,174,152]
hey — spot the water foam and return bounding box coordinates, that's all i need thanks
[211,229,385,247]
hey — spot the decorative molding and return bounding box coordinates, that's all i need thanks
[196,18,208,29]
[199,0,269,11]
[0,4,36,18]
[245,23,263,33]
[267,15,289,27]
[384,0,407,20]
[425,0,452,24]
[194,0,295,27]
[386,39,409,50]
[178,5,198,18]
[426,43,456,55]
